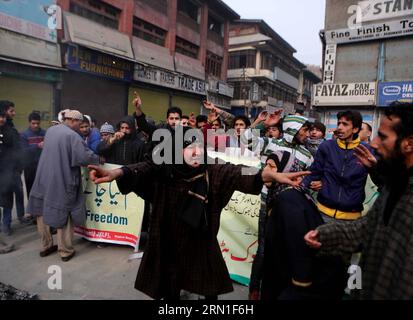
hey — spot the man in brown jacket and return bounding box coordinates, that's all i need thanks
[89,127,308,300]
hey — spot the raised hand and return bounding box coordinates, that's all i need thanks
[113,131,125,141]
[304,230,321,249]
[203,100,222,114]
[262,163,311,187]
[264,109,282,128]
[88,165,123,184]
[208,109,219,124]
[273,171,311,187]
[133,91,143,116]
[257,111,268,122]
[354,144,377,168]
[188,112,196,128]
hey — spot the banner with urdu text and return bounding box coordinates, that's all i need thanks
[212,151,261,287]
[75,164,145,248]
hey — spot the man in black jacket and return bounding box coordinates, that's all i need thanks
[97,116,145,165]
[132,92,182,138]
[0,108,22,239]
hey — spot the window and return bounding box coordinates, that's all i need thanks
[145,0,168,15]
[206,52,223,78]
[175,37,199,59]
[261,52,276,70]
[177,0,199,22]
[133,18,166,47]
[232,82,250,100]
[70,0,120,29]
[229,50,256,69]
[208,15,222,36]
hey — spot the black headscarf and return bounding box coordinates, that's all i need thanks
[155,126,209,231]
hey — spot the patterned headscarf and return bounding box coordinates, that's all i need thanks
[282,115,308,144]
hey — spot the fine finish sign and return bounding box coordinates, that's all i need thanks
[323,44,337,84]
[325,17,413,44]
[312,82,376,106]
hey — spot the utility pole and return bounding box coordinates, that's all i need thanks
[241,67,248,117]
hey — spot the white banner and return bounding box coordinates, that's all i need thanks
[313,82,376,106]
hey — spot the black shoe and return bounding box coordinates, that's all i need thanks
[39,245,58,257]
[19,218,32,225]
[61,251,75,262]
[0,244,14,254]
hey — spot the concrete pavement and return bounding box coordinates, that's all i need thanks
[0,219,249,300]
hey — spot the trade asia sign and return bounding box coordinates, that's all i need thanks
[378,81,413,106]
[0,0,58,42]
[312,82,376,106]
[134,63,207,96]
[65,45,133,82]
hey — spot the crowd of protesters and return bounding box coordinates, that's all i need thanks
[1,95,413,301]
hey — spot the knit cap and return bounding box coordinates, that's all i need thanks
[100,122,115,134]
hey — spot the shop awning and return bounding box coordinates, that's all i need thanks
[132,38,174,72]
[174,53,205,80]
[63,12,134,61]
[0,56,66,71]
[0,28,62,68]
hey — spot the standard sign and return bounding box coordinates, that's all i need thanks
[353,0,413,24]
[313,82,376,106]
[325,17,413,44]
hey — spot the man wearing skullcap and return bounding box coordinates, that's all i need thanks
[27,109,99,261]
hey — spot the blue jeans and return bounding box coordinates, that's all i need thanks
[1,207,12,231]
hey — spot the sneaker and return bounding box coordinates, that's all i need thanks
[39,245,58,257]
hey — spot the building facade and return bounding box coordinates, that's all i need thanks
[1,0,239,128]
[0,0,63,131]
[315,0,413,137]
[227,19,304,117]
[129,0,238,120]
[297,66,322,118]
